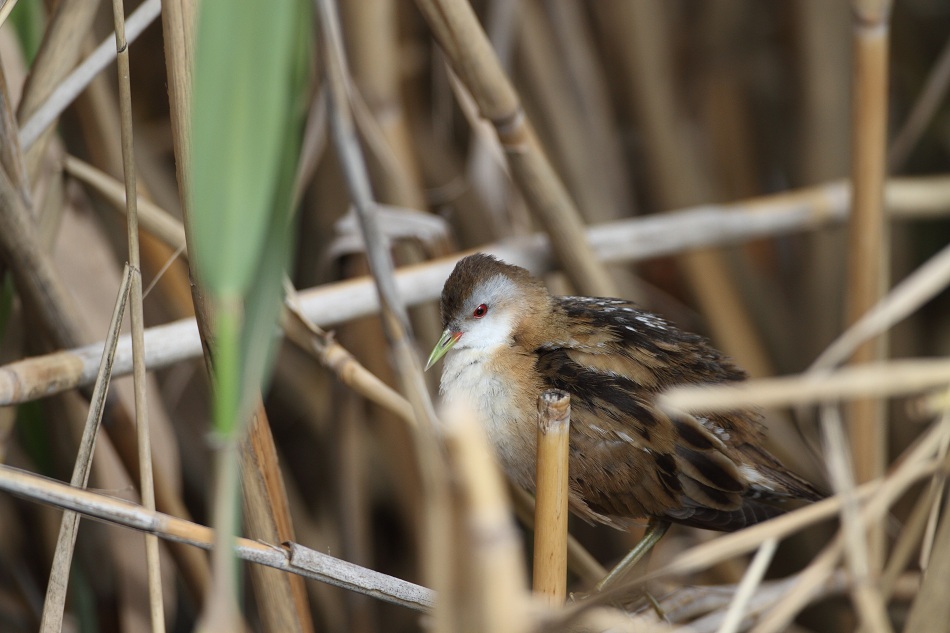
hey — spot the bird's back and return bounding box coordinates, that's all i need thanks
[524,296,823,532]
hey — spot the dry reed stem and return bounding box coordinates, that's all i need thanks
[542,1,636,220]
[39,264,131,633]
[812,241,950,372]
[919,408,950,569]
[6,172,950,407]
[1,18,206,610]
[879,454,942,598]
[662,358,950,413]
[902,486,950,632]
[820,405,892,633]
[508,483,607,586]
[69,155,416,443]
[64,156,187,250]
[715,538,777,633]
[533,390,571,605]
[241,405,316,633]
[846,0,893,569]
[282,284,415,425]
[440,402,531,633]
[594,1,770,381]
[341,1,426,211]
[0,0,22,27]
[0,463,435,612]
[157,1,292,629]
[109,1,164,627]
[678,417,949,633]
[413,0,616,298]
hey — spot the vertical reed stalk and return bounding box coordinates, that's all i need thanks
[110,0,165,628]
[846,0,892,568]
[533,389,571,605]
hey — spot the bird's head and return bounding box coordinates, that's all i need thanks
[425,254,548,370]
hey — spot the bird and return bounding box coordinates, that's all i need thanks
[425,253,824,588]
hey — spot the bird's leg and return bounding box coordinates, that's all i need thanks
[595,519,670,592]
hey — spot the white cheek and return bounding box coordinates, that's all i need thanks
[455,313,514,351]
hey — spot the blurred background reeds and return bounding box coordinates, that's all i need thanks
[0,0,949,632]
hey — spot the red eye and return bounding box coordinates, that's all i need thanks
[472,304,488,318]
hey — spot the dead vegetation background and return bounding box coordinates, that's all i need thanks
[0,1,949,632]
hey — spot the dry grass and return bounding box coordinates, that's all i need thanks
[0,1,949,632]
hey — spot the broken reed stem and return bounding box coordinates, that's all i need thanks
[533,389,571,605]
[846,0,893,569]
[412,0,616,297]
[110,0,164,628]
[39,265,131,633]
[508,483,606,586]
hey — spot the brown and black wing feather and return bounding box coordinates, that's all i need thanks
[528,296,822,532]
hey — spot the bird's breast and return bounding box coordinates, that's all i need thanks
[438,348,540,490]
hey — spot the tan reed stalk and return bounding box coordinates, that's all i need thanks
[241,404,316,633]
[532,389,571,605]
[517,1,617,223]
[508,483,606,586]
[282,286,416,425]
[661,358,950,413]
[845,0,893,569]
[109,2,164,628]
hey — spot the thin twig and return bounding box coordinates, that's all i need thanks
[39,265,132,633]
